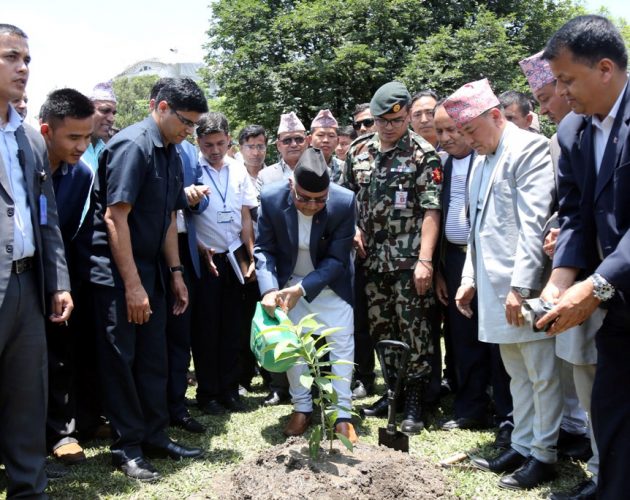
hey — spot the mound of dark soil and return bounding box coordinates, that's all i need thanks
[210,437,453,499]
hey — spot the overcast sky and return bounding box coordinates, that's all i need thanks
[6,1,630,127]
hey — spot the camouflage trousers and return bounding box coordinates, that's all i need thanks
[365,269,438,380]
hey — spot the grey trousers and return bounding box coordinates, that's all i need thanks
[573,363,599,482]
[500,338,562,464]
[0,270,48,498]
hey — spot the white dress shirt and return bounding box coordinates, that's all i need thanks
[194,155,257,252]
[0,105,36,260]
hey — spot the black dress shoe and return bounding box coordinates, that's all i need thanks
[549,479,597,500]
[362,394,389,417]
[471,448,527,473]
[441,417,490,431]
[557,429,593,461]
[222,396,247,412]
[171,415,206,434]
[117,457,160,481]
[263,391,289,406]
[499,456,556,490]
[143,441,204,461]
[494,425,513,449]
[199,399,226,415]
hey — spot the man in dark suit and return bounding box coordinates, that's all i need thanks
[537,15,630,500]
[0,24,73,498]
[255,147,358,442]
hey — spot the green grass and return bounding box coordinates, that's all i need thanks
[1,379,589,499]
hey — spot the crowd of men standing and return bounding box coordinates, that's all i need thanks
[0,13,629,500]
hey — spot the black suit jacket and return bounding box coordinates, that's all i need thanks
[554,82,630,303]
[0,123,70,312]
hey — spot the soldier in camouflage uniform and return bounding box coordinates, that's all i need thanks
[344,81,443,434]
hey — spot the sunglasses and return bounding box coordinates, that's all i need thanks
[280,136,306,146]
[353,118,375,131]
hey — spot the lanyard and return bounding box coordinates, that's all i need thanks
[204,164,229,209]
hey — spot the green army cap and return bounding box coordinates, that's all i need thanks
[370,81,411,117]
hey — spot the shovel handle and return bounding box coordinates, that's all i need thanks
[375,340,410,431]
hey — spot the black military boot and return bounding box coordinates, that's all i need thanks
[400,381,424,434]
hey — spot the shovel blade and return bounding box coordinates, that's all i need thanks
[378,427,409,452]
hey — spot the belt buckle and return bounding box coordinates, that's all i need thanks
[14,258,31,274]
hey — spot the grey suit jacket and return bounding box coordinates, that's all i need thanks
[462,123,555,305]
[0,123,70,312]
[257,160,290,191]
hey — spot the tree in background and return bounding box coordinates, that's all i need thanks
[204,0,589,135]
[112,75,159,130]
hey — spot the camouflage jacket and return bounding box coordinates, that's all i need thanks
[343,130,443,273]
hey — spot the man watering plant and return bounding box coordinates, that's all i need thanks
[254,147,358,443]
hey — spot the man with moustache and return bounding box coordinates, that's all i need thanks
[351,103,376,137]
[536,15,630,499]
[258,112,309,188]
[81,81,117,171]
[433,101,513,440]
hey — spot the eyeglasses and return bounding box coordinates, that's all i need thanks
[242,144,267,151]
[374,116,407,128]
[352,118,375,131]
[171,109,197,128]
[294,190,329,204]
[280,136,306,146]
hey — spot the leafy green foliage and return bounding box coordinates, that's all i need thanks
[205,0,593,134]
[258,313,355,459]
[112,75,159,130]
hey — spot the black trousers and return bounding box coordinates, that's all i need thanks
[191,255,243,403]
[45,319,78,451]
[444,243,512,422]
[164,234,197,421]
[238,280,260,388]
[92,284,170,462]
[353,262,375,387]
[592,304,630,500]
[73,279,105,438]
[0,270,47,499]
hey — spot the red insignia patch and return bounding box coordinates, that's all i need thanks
[431,167,443,184]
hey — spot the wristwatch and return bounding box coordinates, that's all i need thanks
[169,265,185,274]
[590,273,615,301]
[512,287,531,299]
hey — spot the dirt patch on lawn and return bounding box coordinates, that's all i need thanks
[208,437,453,500]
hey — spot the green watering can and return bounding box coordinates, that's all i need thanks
[250,302,300,373]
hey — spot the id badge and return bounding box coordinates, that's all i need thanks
[394,190,408,209]
[39,194,48,225]
[217,210,233,223]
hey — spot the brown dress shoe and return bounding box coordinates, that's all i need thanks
[283,412,312,437]
[335,422,358,444]
[53,442,87,465]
